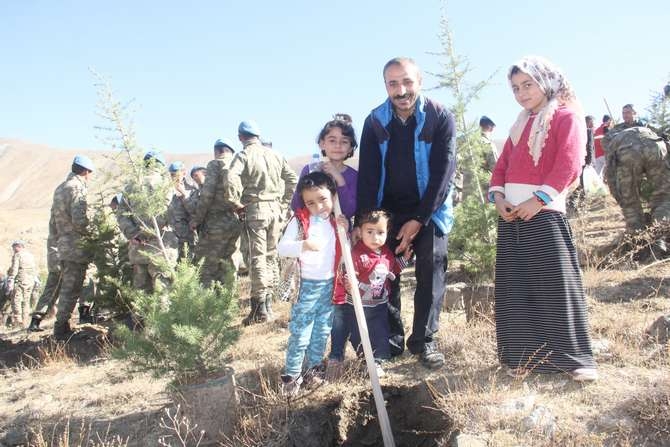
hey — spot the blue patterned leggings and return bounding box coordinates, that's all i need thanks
[284,278,334,377]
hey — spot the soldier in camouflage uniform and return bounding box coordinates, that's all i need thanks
[603,104,670,236]
[226,121,298,325]
[28,216,63,331]
[185,165,206,217]
[189,140,241,286]
[51,155,95,338]
[116,151,176,293]
[168,161,197,263]
[6,240,36,327]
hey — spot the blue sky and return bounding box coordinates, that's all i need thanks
[1,0,668,159]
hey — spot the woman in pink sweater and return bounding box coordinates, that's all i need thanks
[489,56,597,382]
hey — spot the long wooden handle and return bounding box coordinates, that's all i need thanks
[333,195,395,447]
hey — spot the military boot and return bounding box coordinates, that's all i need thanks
[78,305,94,324]
[28,316,45,332]
[242,299,268,326]
[53,321,73,341]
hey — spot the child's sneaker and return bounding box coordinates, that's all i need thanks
[375,361,386,379]
[280,374,303,397]
[358,359,386,379]
[325,359,345,381]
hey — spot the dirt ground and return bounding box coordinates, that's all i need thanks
[1,190,669,446]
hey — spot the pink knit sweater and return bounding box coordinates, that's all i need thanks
[489,106,586,213]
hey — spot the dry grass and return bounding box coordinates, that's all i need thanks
[26,339,77,369]
[429,254,670,446]
[30,418,128,447]
[2,197,670,445]
[627,376,670,443]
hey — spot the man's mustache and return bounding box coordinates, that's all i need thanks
[394,93,412,100]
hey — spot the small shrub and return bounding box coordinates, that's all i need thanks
[450,195,498,282]
[81,204,133,315]
[113,260,239,385]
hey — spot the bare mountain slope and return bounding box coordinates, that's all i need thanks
[0,138,322,268]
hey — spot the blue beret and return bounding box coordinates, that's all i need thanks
[213,139,235,152]
[238,120,261,137]
[168,161,184,173]
[73,155,95,172]
[144,150,166,166]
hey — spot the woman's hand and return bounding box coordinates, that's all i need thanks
[512,196,544,221]
[494,194,517,222]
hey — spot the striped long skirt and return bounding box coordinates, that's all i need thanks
[494,211,596,373]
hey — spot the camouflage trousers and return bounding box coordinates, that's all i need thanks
[608,144,670,231]
[133,263,169,293]
[195,213,241,287]
[55,261,87,326]
[244,202,281,305]
[10,282,34,325]
[32,270,63,317]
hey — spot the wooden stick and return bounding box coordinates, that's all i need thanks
[333,195,395,447]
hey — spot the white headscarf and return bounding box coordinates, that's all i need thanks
[508,56,582,166]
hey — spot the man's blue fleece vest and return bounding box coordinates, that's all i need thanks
[368,95,454,234]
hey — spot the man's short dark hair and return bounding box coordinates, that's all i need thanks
[602,114,611,123]
[72,163,90,175]
[238,131,257,140]
[214,144,233,154]
[382,57,419,79]
[479,116,495,128]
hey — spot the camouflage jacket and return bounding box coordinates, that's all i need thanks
[51,172,91,263]
[603,124,665,155]
[602,125,667,192]
[168,181,197,240]
[185,187,201,216]
[226,141,298,209]
[8,249,36,286]
[604,121,662,150]
[190,152,236,230]
[116,169,176,265]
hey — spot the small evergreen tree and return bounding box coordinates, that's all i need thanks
[112,261,239,384]
[90,71,239,384]
[81,199,133,314]
[646,76,670,135]
[430,5,498,283]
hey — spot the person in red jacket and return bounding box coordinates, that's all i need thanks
[326,209,410,380]
[593,114,612,177]
[489,55,597,382]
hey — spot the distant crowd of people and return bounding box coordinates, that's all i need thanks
[4,54,670,395]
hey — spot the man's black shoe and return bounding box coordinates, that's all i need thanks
[28,316,44,332]
[419,344,445,370]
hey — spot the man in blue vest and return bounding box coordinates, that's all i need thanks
[357,57,457,369]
